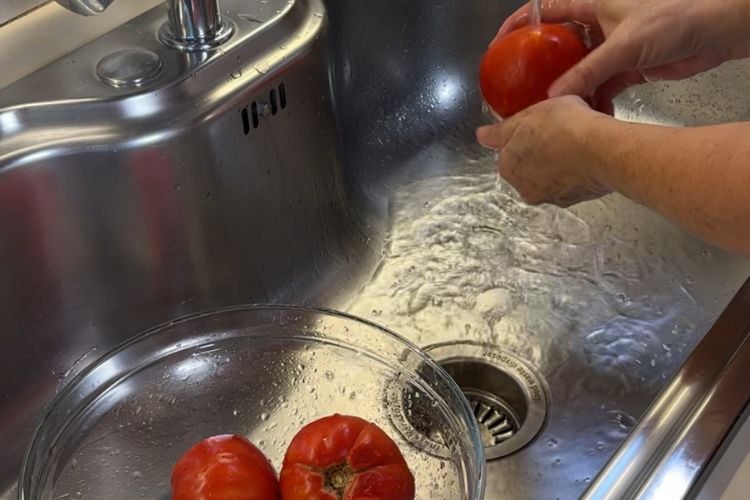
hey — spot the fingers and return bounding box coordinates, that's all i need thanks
[591,71,647,114]
[476,96,587,149]
[476,124,502,149]
[641,52,723,81]
[495,5,531,40]
[476,119,520,150]
[548,30,639,98]
[495,0,597,42]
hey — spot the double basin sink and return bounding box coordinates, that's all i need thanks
[1,0,750,498]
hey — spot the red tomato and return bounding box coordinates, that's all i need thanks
[479,23,588,118]
[172,434,280,500]
[279,414,415,500]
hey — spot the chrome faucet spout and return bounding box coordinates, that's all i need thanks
[55,0,233,51]
[56,0,114,16]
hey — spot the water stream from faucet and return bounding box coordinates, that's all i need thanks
[529,0,542,31]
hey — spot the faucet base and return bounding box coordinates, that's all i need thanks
[158,17,235,51]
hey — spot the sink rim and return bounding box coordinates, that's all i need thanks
[583,278,750,499]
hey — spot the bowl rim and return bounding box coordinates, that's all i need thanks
[18,303,486,500]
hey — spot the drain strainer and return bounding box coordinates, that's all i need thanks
[464,388,519,447]
[387,342,548,461]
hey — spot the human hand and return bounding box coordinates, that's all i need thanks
[494,0,750,109]
[476,95,611,207]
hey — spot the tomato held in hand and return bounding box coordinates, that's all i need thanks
[280,414,415,500]
[172,434,280,500]
[479,23,588,118]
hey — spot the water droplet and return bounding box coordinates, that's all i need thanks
[261,412,270,421]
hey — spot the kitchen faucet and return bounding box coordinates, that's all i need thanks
[55,0,233,51]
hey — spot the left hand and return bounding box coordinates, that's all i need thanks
[476,95,612,207]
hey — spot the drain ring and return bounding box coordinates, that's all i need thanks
[386,342,548,460]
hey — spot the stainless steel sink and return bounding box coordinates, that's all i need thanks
[2,0,750,498]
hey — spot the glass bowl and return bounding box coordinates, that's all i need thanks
[19,305,485,499]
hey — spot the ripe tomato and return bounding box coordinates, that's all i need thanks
[479,23,588,118]
[279,414,415,500]
[172,434,280,500]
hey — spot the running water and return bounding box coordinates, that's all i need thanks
[529,0,542,31]
[345,156,740,499]
[347,157,722,370]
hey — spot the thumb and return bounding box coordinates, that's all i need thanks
[476,119,520,150]
[476,125,504,149]
[549,32,636,98]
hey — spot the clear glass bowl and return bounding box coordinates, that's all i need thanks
[20,305,485,499]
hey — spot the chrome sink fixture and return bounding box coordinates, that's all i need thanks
[56,0,234,51]
[2,0,750,499]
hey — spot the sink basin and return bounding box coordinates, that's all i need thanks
[1,0,750,498]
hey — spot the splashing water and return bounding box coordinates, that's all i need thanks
[348,157,714,373]
[346,155,739,498]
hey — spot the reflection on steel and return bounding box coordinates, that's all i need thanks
[56,0,234,50]
[2,0,750,498]
[583,280,750,500]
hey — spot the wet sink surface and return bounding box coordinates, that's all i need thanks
[344,155,748,499]
[1,0,750,498]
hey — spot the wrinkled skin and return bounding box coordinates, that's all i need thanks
[478,0,750,208]
[172,435,280,500]
[279,414,415,500]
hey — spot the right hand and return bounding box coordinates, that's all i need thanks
[494,0,750,108]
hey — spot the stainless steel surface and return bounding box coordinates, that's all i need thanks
[1,1,350,496]
[0,1,161,90]
[1,0,750,499]
[20,306,485,499]
[56,0,112,15]
[424,342,548,461]
[469,393,519,446]
[582,280,750,500]
[57,0,233,50]
[161,0,232,50]
[0,0,48,26]
[96,48,163,87]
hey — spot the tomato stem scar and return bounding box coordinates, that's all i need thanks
[324,463,355,498]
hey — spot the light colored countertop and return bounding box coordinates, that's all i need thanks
[696,408,750,500]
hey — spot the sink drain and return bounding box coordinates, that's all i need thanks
[464,388,519,447]
[387,342,547,460]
